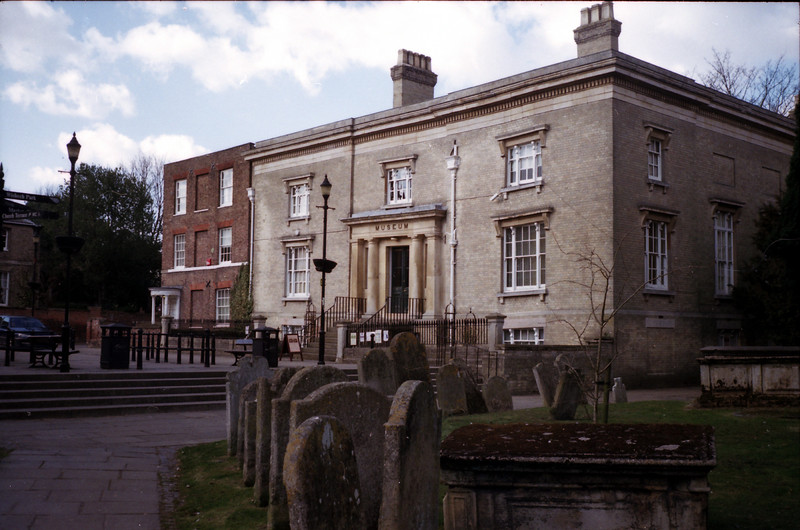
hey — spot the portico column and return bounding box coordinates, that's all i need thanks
[366,238,380,314]
[409,234,425,305]
[424,233,441,318]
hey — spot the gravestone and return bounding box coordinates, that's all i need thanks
[483,375,513,412]
[388,332,430,385]
[612,376,628,403]
[268,366,350,529]
[379,380,441,530]
[452,359,488,414]
[550,371,584,420]
[226,355,272,456]
[238,380,260,470]
[255,367,299,507]
[290,382,392,530]
[283,415,365,530]
[437,363,467,416]
[358,348,397,395]
[243,399,258,486]
[532,362,557,407]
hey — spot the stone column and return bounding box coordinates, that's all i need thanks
[485,313,506,350]
[424,235,441,318]
[366,238,380,314]
[336,322,348,363]
[409,234,425,303]
[160,316,173,348]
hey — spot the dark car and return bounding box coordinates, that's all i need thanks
[0,315,59,350]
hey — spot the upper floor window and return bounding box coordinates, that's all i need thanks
[644,123,672,192]
[387,167,412,205]
[218,227,232,263]
[507,141,542,187]
[648,139,662,181]
[645,220,669,290]
[174,233,186,268]
[290,183,310,218]
[175,179,187,215]
[285,245,310,298]
[714,211,734,296]
[504,222,546,293]
[504,327,544,345]
[219,168,233,207]
[216,288,231,323]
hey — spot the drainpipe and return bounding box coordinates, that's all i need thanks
[247,187,255,293]
[445,141,461,316]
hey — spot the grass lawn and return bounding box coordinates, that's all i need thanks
[172,401,799,530]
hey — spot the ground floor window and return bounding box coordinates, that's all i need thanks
[0,271,8,306]
[216,288,230,323]
[286,245,310,298]
[503,327,544,345]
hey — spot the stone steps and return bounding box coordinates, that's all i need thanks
[0,371,229,420]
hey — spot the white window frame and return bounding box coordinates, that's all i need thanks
[644,124,672,192]
[175,179,187,215]
[285,245,310,299]
[506,140,542,187]
[645,219,669,290]
[386,166,412,205]
[714,211,735,296]
[218,227,232,264]
[289,182,310,218]
[503,222,546,293]
[219,168,233,207]
[173,233,186,268]
[503,327,544,345]
[647,138,662,181]
[0,271,8,306]
[216,288,231,323]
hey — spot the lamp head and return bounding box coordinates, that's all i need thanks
[320,174,332,198]
[66,133,81,164]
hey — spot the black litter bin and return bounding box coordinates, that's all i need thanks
[100,323,131,369]
[253,326,280,367]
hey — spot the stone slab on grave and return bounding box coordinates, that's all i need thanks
[436,363,467,416]
[533,362,557,407]
[387,332,430,385]
[358,347,397,395]
[238,380,260,470]
[483,375,513,412]
[550,371,584,420]
[226,355,273,456]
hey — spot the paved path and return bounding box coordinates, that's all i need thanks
[0,410,226,530]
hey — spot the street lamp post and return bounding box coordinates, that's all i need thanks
[55,133,84,373]
[313,175,336,365]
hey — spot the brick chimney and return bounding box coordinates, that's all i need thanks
[390,49,437,108]
[573,1,622,58]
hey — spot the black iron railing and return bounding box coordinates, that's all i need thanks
[302,297,367,347]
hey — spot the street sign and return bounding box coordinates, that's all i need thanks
[2,210,59,220]
[3,191,60,204]
[2,202,31,214]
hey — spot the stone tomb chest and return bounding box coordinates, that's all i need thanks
[440,423,716,530]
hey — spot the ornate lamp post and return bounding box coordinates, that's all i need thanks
[313,175,336,365]
[55,133,84,372]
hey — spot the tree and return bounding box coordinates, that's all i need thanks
[37,163,162,312]
[699,48,799,116]
[230,264,254,328]
[127,153,164,243]
[735,99,800,344]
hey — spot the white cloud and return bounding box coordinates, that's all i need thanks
[140,134,207,163]
[29,165,70,190]
[4,70,135,119]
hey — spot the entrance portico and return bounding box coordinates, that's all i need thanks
[343,204,446,317]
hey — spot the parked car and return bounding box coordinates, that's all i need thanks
[0,315,59,350]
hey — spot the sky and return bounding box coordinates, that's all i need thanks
[0,1,797,195]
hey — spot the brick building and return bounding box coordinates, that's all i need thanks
[0,217,39,310]
[162,3,794,385]
[153,143,254,326]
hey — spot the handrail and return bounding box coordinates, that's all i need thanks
[303,297,366,347]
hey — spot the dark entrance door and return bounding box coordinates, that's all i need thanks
[389,246,409,313]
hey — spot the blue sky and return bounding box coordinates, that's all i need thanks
[0,1,797,194]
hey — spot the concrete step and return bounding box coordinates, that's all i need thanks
[0,400,225,420]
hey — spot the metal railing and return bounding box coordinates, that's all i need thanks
[302,297,367,347]
[347,297,424,346]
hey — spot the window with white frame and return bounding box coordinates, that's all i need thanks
[0,271,8,306]
[387,166,412,205]
[173,234,186,268]
[218,227,232,263]
[648,138,662,181]
[290,183,310,218]
[216,288,231,323]
[645,219,669,290]
[507,141,542,187]
[285,245,310,298]
[503,327,544,345]
[219,168,233,207]
[504,222,546,292]
[175,179,187,215]
[715,211,734,296]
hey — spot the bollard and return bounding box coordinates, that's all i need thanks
[136,329,143,370]
[211,333,216,365]
[176,333,182,364]
[189,334,195,364]
[204,329,211,368]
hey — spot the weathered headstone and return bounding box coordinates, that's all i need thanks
[483,375,513,412]
[290,382,392,530]
[388,332,430,385]
[550,371,584,420]
[283,415,365,530]
[437,363,467,416]
[612,376,628,403]
[452,359,488,414]
[268,366,350,529]
[238,380,260,470]
[255,367,299,507]
[242,399,258,486]
[358,347,397,395]
[379,380,441,530]
[532,362,556,407]
[226,355,272,456]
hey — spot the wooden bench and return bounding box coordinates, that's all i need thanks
[225,338,252,366]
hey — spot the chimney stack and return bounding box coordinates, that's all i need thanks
[391,49,437,108]
[573,1,621,58]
